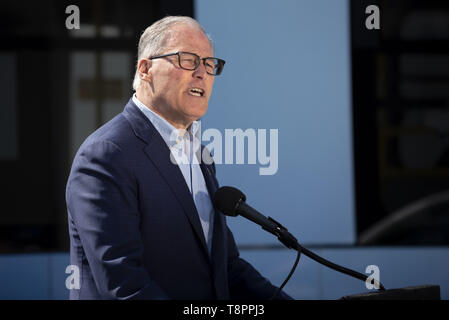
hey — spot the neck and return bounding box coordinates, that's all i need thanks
[135,88,192,130]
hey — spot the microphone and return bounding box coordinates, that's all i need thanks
[213,186,300,250]
[213,186,386,291]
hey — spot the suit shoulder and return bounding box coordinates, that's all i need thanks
[78,113,141,154]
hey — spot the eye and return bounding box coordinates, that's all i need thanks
[179,53,199,69]
[205,61,216,69]
[181,57,195,65]
[181,57,195,63]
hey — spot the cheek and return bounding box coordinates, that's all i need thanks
[155,66,183,90]
[206,81,215,100]
[158,74,185,102]
[171,73,189,96]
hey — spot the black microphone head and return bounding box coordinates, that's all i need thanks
[213,186,246,217]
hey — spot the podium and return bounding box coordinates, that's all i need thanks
[340,285,441,300]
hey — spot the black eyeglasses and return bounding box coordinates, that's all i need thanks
[149,51,226,76]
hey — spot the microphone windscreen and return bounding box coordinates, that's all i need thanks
[213,186,246,217]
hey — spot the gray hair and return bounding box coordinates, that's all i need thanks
[132,16,212,91]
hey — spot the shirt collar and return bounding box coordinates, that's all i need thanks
[132,93,200,148]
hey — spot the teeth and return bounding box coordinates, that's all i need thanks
[189,88,204,96]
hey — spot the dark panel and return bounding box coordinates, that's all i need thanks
[0,0,194,253]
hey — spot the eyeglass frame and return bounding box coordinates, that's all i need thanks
[148,51,226,76]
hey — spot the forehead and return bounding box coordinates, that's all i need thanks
[164,24,213,56]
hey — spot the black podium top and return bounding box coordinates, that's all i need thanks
[340,285,441,300]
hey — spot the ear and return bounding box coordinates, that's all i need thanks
[137,58,152,82]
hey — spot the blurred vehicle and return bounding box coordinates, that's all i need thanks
[358,190,449,245]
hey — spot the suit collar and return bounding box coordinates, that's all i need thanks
[122,98,157,144]
[122,98,213,258]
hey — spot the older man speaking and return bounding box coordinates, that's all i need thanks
[66,16,292,300]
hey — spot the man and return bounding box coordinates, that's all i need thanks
[66,16,292,300]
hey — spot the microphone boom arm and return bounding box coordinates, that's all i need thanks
[265,216,386,291]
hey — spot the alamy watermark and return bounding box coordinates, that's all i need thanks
[65,265,80,290]
[65,5,80,30]
[365,5,380,30]
[365,264,381,290]
[168,124,279,176]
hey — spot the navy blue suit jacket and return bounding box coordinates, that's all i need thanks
[66,98,292,300]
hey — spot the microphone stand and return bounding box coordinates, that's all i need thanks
[265,216,386,298]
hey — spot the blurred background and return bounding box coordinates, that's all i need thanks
[1,0,449,299]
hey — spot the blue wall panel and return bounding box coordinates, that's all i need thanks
[196,0,355,245]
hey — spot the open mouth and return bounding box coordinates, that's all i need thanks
[189,88,204,97]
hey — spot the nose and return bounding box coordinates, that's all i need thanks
[193,61,207,79]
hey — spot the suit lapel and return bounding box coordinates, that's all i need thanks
[199,163,216,198]
[123,99,209,256]
[124,98,231,297]
[200,153,226,269]
[200,160,229,299]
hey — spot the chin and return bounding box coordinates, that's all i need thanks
[186,105,208,120]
